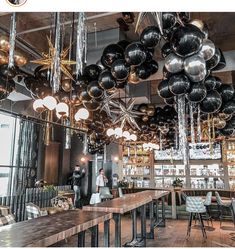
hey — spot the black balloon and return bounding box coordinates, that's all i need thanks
[162,12,177,30]
[102,44,124,67]
[168,74,191,95]
[0,64,17,79]
[200,90,222,114]
[158,79,174,99]
[149,60,159,75]
[214,76,222,90]
[84,64,101,81]
[164,97,175,105]
[98,70,116,91]
[220,125,234,137]
[213,48,226,71]
[161,42,172,58]
[188,83,207,103]
[83,99,101,111]
[145,50,153,62]
[204,76,217,91]
[79,89,92,102]
[206,47,220,70]
[140,26,161,48]
[171,24,204,57]
[116,81,126,89]
[76,74,89,87]
[162,66,173,79]
[111,59,130,81]
[219,84,234,102]
[125,42,146,66]
[117,40,131,50]
[222,100,235,115]
[136,63,151,80]
[87,81,104,99]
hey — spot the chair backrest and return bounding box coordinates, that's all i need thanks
[26,203,41,220]
[181,192,187,202]
[186,196,206,213]
[204,191,212,206]
[99,187,111,195]
[0,214,15,227]
[118,187,124,197]
[215,191,223,206]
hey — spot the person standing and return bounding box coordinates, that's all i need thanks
[96,168,108,192]
[73,165,85,207]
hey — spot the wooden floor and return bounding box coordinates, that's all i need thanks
[53,214,235,247]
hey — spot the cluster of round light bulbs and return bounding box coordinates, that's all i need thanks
[106,127,137,141]
[143,142,160,151]
[33,96,89,120]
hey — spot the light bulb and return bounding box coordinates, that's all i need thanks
[56,102,69,115]
[56,111,69,119]
[143,143,148,149]
[122,131,130,139]
[43,96,57,111]
[76,108,89,120]
[106,128,114,137]
[33,99,44,112]
[114,127,123,137]
[74,112,81,121]
[130,134,137,141]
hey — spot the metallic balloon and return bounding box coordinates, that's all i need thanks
[83,99,101,111]
[199,39,215,61]
[189,19,209,39]
[162,12,177,30]
[184,54,206,76]
[168,74,191,95]
[0,50,8,65]
[204,76,217,91]
[139,104,148,113]
[220,125,234,137]
[200,90,222,114]
[128,70,139,84]
[187,69,207,83]
[164,53,184,73]
[136,63,151,80]
[79,89,92,102]
[98,69,116,91]
[164,97,175,105]
[14,51,28,67]
[102,44,124,68]
[171,24,204,57]
[214,119,226,129]
[157,79,174,99]
[111,59,130,81]
[140,26,161,48]
[142,115,149,122]
[214,76,222,90]
[84,64,102,81]
[61,78,72,92]
[0,64,17,79]
[213,48,226,71]
[0,35,10,52]
[149,60,159,75]
[188,82,207,103]
[206,47,221,70]
[124,42,146,66]
[117,40,131,50]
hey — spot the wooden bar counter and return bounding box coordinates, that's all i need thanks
[83,190,169,247]
[0,210,112,247]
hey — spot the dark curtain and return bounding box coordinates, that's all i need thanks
[13,119,41,195]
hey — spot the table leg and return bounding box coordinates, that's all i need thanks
[161,196,166,227]
[77,231,85,247]
[113,213,121,247]
[139,204,146,247]
[104,220,110,247]
[124,209,139,247]
[148,201,154,239]
[90,225,98,247]
[154,197,166,228]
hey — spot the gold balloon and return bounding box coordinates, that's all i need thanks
[218,113,231,120]
[147,108,155,116]
[0,35,10,52]
[142,115,149,122]
[14,51,28,67]
[215,119,226,129]
[128,70,139,84]
[213,117,220,126]
[61,79,72,92]
[189,19,205,31]
[0,50,8,65]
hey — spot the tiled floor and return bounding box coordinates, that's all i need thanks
[54,214,235,247]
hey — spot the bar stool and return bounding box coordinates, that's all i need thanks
[202,192,213,227]
[215,191,235,228]
[99,187,113,201]
[186,196,207,239]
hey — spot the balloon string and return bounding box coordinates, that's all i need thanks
[197,105,201,142]
[8,12,16,69]
[83,133,88,155]
[103,144,107,163]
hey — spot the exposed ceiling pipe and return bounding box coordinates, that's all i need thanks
[17,12,119,35]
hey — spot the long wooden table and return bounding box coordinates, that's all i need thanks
[0,209,112,247]
[83,190,169,247]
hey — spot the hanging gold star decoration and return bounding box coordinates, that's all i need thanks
[31,36,76,80]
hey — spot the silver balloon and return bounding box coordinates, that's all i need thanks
[199,39,215,61]
[164,53,184,74]
[184,54,206,81]
[188,69,207,82]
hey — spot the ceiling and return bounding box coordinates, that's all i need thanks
[0,12,235,107]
